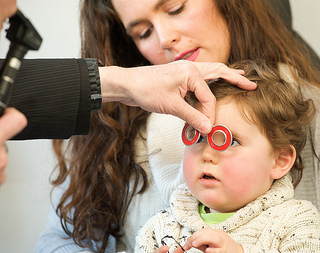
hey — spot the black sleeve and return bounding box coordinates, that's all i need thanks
[0,58,91,140]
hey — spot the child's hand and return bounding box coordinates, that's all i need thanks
[153,245,169,253]
[154,244,186,253]
[183,228,244,253]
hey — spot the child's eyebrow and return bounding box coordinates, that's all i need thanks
[229,129,240,139]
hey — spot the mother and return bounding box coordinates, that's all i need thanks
[36,0,320,252]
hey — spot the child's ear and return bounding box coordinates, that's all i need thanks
[271,145,296,180]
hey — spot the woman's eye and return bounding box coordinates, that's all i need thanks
[168,3,185,15]
[139,27,152,40]
[231,138,240,147]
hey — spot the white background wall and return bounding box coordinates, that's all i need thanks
[0,1,319,252]
[0,1,80,252]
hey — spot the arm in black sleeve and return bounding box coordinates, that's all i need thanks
[0,58,95,140]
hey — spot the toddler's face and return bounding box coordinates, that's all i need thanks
[183,100,276,212]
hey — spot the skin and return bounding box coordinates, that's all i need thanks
[109,0,256,132]
[0,0,17,30]
[183,100,277,213]
[0,108,27,185]
[154,99,295,253]
[100,62,256,133]
[112,0,231,65]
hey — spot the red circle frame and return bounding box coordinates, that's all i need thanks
[207,125,232,152]
[182,123,200,146]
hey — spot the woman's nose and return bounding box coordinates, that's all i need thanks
[156,22,179,49]
[202,144,220,164]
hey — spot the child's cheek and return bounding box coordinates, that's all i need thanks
[183,151,194,172]
[183,147,197,162]
[221,158,253,194]
[183,148,197,181]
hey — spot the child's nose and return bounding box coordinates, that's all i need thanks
[202,144,220,164]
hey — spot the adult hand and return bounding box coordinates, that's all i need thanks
[0,0,26,185]
[0,0,17,31]
[182,228,244,253]
[99,61,256,134]
[0,108,27,185]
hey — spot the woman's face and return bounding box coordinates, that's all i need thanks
[112,0,231,65]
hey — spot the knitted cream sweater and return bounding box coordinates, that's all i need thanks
[135,175,320,253]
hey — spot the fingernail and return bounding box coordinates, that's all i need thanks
[199,121,211,133]
[249,80,257,88]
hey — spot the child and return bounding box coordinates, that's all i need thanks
[135,61,320,253]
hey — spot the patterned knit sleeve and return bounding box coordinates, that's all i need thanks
[242,200,320,253]
[135,210,171,253]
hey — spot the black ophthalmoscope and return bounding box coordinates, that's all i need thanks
[0,10,42,116]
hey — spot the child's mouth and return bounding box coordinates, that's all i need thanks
[202,174,217,180]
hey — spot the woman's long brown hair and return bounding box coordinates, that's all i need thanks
[51,0,320,252]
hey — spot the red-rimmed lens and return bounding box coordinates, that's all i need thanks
[207,125,232,152]
[182,123,200,146]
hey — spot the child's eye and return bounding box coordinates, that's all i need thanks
[231,138,240,146]
[197,135,205,144]
[185,126,197,140]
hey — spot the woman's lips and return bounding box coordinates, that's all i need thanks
[174,48,200,62]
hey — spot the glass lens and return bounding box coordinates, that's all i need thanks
[185,125,197,141]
